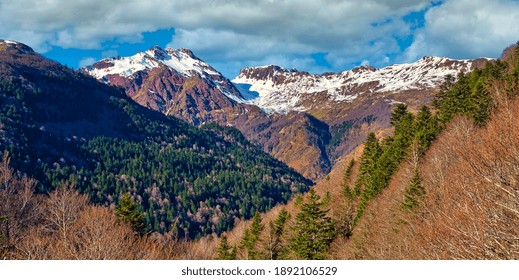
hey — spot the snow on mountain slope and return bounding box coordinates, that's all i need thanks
[86,47,215,79]
[232,56,490,114]
[83,46,242,100]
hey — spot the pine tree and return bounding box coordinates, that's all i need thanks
[115,193,146,234]
[390,103,409,127]
[290,189,337,260]
[435,71,471,124]
[354,133,382,195]
[414,105,439,152]
[239,212,263,259]
[265,209,290,260]
[216,235,236,260]
[469,78,493,125]
[401,169,425,210]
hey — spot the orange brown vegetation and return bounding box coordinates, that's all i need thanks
[331,97,519,259]
[0,154,209,260]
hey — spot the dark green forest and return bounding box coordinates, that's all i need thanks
[0,48,311,239]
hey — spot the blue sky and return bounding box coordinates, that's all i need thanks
[1,0,519,78]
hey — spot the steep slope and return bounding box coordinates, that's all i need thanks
[233,57,490,171]
[217,44,517,260]
[0,39,311,239]
[337,46,519,260]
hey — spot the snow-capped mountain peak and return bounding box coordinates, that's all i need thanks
[84,46,221,81]
[232,56,491,114]
[144,46,220,77]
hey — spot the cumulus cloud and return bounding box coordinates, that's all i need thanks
[0,0,176,51]
[403,0,519,61]
[167,0,431,74]
[2,0,516,76]
[0,0,430,74]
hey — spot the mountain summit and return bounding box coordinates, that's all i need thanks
[86,46,225,82]
[0,39,35,54]
[232,56,490,114]
[83,46,246,126]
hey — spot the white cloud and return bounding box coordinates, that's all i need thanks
[167,0,430,74]
[0,0,431,74]
[7,0,516,76]
[0,0,175,51]
[403,0,519,61]
[78,57,97,68]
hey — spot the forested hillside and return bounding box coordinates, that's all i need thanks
[210,43,519,260]
[0,40,310,240]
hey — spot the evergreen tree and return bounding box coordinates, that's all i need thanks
[115,193,146,234]
[355,133,382,195]
[290,189,336,260]
[216,235,236,260]
[265,209,290,260]
[343,159,355,182]
[390,103,409,127]
[413,105,439,152]
[401,169,425,211]
[435,72,471,124]
[239,212,263,259]
[469,78,493,125]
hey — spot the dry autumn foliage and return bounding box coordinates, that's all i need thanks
[0,153,203,260]
[337,97,519,260]
[2,76,519,260]
[406,97,519,259]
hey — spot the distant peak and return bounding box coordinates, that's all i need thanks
[0,39,35,54]
[146,46,198,60]
[237,65,299,80]
[256,65,294,72]
[148,45,166,52]
[176,48,196,57]
[351,65,376,73]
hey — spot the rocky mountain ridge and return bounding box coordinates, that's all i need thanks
[83,46,491,180]
[233,56,490,113]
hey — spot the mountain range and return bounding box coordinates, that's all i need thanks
[83,46,489,180]
[0,39,310,238]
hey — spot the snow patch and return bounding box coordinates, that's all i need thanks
[1,40,19,45]
[87,52,159,79]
